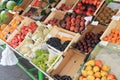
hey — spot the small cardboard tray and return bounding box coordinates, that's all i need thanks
[50,49,86,79]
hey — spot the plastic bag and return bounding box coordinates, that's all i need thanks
[0,46,18,66]
[0,40,5,45]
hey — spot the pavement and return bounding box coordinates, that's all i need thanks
[0,49,32,80]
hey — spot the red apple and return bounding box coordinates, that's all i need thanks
[77,2,82,7]
[75,8,81,14]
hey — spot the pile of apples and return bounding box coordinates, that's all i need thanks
[60,13,86,33]
[74,0,102,16]
[8,22,38,48]
[79,60,117,80]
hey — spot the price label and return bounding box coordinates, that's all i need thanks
[112,16,120,20]
[99,41,108,47]
[91,21,99,25]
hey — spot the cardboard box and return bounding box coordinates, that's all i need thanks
[50,49,85,79]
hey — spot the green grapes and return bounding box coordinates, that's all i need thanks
[32,50,49,71]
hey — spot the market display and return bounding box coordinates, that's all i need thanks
[0,0,120,80]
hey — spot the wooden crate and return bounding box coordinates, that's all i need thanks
[6,17,34,45]
[71,24,107,54]
[82,24,107,35]
[55,0,79,11]
[100,20,120,40]
[16,17,35,31]
[6,29,19,42]
[3,12,14,25]
[44,26,81,53]
[93,0,105,16]
[20,0,33,10]
[50,49,85,79]
[93,1,119,26]
[1,15,24,41]
[43,10,66,24]
[72,0,105,16]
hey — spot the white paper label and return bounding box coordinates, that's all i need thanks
[84,16,93,21]
[112,16,120,20]
[51,8,57,11]
[99,41,108,47]
[91,21,99,25]
[67,9,73,13]
[58,32,74,38]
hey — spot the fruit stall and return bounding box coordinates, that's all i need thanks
[0,0,120,80]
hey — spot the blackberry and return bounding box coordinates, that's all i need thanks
[46,37,61,47]
[61,40,70,51]
[61,75,72,80]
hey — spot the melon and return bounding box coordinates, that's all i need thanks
[0,1,7,9]
[6,1,17,10]
[0,10,8,22]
